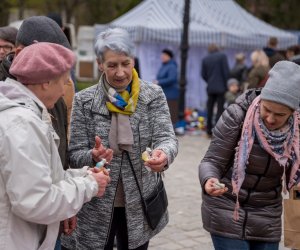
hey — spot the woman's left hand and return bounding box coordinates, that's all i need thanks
[145,149,168,172]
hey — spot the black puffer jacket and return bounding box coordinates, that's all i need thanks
[199,88,290,242]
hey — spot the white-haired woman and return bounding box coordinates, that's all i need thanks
[62,28,178,250]
[246,49,270,89]
[199,60,300,250]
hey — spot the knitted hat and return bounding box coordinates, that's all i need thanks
[47,12,63,28]
[261,60,300,110]
[16,16,71,49]
[10,42,75,84]
[227,78,239,87]
[162,48,173,58]
[0,26,18,45]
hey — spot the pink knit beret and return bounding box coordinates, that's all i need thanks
[10,42,75,84]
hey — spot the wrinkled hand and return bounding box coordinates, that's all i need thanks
[89,166,110,175]
[92,136,113,164]
[204,178,228,196]
[63,216,77,235]
[91,169,111,197]
[145,149,168,172]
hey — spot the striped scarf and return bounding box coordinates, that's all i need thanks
[232,96,300,220]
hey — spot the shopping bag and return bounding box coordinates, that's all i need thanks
[284,187,300,249]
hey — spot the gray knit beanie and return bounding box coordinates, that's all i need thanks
[16,16,71,49]
[261,60,300,110]
[0,26,18,45]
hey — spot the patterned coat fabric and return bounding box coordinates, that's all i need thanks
[62,79,178,249]
[199,89,288,243]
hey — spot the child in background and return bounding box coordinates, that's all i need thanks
[225,78,241,107]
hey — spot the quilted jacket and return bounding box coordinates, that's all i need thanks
[199,88,290,242]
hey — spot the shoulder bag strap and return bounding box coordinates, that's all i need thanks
[124,150,144,201]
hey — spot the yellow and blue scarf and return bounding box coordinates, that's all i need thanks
[101,68,140,154]
[103,68,140,115]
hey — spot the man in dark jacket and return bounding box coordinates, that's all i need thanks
[0,16,70,170]
[201,44,229,136]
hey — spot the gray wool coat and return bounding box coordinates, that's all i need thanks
[199,89,291,243]
[62,79,178,249]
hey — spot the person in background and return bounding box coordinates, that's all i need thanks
[61,28,178,250]
[245,49,269,90]
[0,26,17,62]
[47,12,76,131]
[0,42,111,250]
[224,78,241,107]
[286,45,300,65]
[230,52,248,85]
[201,43,230,137]
[155,48,179,125]
[134,57,140,76]
[263,36,285,68]
[199,60,300,250]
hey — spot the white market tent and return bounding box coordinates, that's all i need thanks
[94,0,297,110]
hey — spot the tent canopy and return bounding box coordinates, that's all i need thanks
[95,0,297,49]
[93,0,298,111]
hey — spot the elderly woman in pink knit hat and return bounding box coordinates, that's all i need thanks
[0,42,111,250]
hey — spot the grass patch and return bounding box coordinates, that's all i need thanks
[76,81,97,91]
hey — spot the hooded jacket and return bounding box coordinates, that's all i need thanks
[0,52,74,169]
[199,88,289,242]
[0,78,99,250]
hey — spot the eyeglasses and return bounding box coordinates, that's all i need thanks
[0,45,14,52]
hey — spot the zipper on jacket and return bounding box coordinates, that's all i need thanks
[241,154,272,239]
[262,154,272,176]
[104,152,123,246]
[242,209,248,239]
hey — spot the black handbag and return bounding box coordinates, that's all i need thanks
[125,151,168,230]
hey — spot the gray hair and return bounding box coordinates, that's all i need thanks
[94,28,135,62]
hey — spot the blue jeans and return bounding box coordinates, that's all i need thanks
[211,234,279,250]
[54,238,61,250]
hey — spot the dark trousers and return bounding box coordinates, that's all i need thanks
[167,99,178,125]
[206,93,225,135]
[104,207,149,250]
[62,208,149,250]
[211,234,279,250]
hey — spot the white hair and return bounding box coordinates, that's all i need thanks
[94,28,135,62]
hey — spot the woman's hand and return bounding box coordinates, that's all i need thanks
[62,216,77,235]
[91,136,113,164]
[204,178,228,196]
[145,149,168,172]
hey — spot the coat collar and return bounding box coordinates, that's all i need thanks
[90,82,109,116]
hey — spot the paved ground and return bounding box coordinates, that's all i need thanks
[148,134,289,250]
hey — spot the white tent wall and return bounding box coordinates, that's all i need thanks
[93,0,297,111]
[136,42,252,111]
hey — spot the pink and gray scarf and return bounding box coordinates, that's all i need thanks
[232,95,300,220]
